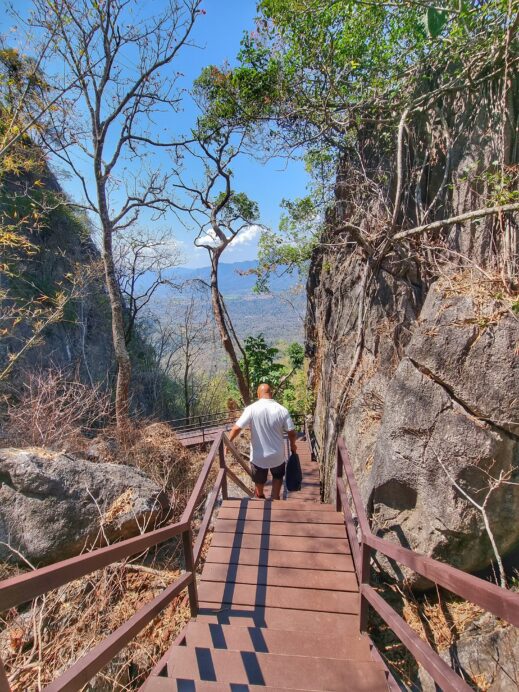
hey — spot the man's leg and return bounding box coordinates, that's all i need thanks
[270,463,286,501]
[271,478,283,500]
[251,464,267,499]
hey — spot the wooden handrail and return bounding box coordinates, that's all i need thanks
[0,519,189,612]
[43,572,193,692]
[193,468,225,568]
[335,436,519,690]
[223,433,252,476]
[181,434,222,524]
[362,585,472,692]
[0,428,253,690]
[364,532,519,626]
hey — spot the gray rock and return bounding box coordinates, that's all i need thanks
[0,448,169,566]
[370,355,519,586]
[407,282,519,435]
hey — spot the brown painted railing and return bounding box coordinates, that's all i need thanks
[336,436,519,692]
[0,432,252,692]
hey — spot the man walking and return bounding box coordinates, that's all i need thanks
[227,383,297,500]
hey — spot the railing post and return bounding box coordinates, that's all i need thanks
[336,442,343,512]
[219,439,228,500]
[182,528,198,618]
[359,540,372,633]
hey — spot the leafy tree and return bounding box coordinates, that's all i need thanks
[240,335,285,392]
[196,0,519,287]
[234,335,304,401]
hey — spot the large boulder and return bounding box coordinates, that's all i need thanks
[0,448,169,566]
[369,282,519,585]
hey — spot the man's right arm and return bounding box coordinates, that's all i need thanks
[228,424,242,443]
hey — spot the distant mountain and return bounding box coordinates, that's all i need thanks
[143,260,306,346]
[165,260,301,297]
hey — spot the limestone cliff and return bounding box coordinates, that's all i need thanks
[306,83,519,583]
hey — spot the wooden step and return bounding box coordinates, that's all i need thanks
[198,581,360,614]
[145,679,316,691]
[183,621,373,660]
[200,563,358,592]
[210,532,349,554]
[214,518,345,539]
[143,678,309,691]
[197,605,359,633]
[205,545,354,572]
[217,507,343,524]
[165,647,388,690]
[221,499,334,512]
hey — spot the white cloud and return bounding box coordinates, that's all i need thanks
[195,227,220,247]
[229,224,262,247]
[195,224,262,249]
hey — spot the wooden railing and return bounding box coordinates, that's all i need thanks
[336,436,519,692]
[0,432,253,692]
[168,409,237,435]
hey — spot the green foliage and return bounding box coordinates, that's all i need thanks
[216,190,259,225]
[196,0,515,289]
[229,335,305,403]
[287,342,304,370]
[421,7,449,38]
[241,334,285,391]
[281,363,313,420]
[256,196,319,291]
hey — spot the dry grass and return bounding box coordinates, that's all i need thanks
[1,563,191,690]
[0,420,219,690]
[370,579,516,690]
[5,368,111,448]
[438,271,517,325]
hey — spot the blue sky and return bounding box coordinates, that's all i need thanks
[2,0,310,267]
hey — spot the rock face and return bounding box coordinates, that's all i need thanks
[306,87,519,584]
[309,268,519,584]
[0,448,169,566]
[370,284,519,578]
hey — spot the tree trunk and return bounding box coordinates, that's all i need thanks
[99,203,132,431]
[210,252,251,405]
[184,358,190,419]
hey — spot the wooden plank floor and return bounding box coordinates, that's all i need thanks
[144,437,389,691]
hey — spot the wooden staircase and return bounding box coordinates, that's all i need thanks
[4,427,517,690]
[143,438,389,691]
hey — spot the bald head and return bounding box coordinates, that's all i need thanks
[257,383,272,399]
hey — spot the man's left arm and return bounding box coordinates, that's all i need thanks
[288,429,297,454]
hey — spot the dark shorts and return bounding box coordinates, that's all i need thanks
[251,462,286,485]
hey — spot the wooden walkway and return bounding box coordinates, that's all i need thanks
[177,424,233,447]
[144,438,389,691]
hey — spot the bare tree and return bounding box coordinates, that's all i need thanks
[176,130,261,405]
[435,452,519,589]
[114,228,183,345]
[174,295,211,418]
[28,0,202,430]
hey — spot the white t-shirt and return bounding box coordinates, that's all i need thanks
[235,398,295,469]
